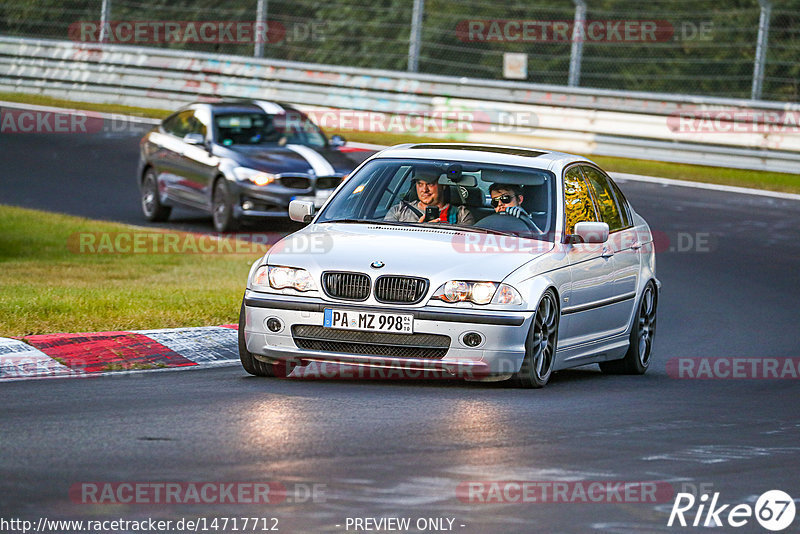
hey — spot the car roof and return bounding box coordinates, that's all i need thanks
[373,143,591,171]
[186,100,299,115]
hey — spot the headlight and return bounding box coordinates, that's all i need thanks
[433,281,498,305]
[432,281,523,305]
[492,284,524,305]
[233,167,276,186]
[252,265,317,292]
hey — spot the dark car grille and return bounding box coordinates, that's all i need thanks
[375,276,428,304]
[279,176,311,189]
[316,176,343,189]
[292,325,449,359]
[322,272,371,301]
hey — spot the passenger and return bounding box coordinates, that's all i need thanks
[385,171,474,225]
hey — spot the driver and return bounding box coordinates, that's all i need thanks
[385,171,474,225]
[490,183,529,219]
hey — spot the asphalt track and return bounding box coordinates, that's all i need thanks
[2,126,800,533]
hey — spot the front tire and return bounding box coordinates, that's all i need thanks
[212,179,239,233]
[509,289,559,388]
[141,168,171,222]
[600,281,657,375]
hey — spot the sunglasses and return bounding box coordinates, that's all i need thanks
[490,194,515,207]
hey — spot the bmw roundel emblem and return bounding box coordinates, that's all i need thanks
[371,261,385,269]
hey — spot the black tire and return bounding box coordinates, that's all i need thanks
[600,281,657,375]
[212,178,239,233]
[141,168,171,222]
[509,289,559,388]
[238,301,294,378]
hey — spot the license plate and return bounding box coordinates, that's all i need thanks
[323,308,413,334]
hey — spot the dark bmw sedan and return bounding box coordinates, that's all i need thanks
[137,100,358,232]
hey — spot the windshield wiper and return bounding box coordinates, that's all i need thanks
[323,219,404,226]
[444,224,517,236]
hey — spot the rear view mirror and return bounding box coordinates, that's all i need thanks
[573,222,609,244]
[289,200,315,223]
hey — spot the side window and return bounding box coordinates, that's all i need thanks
[188,113,208,137]
[162,110,193,138]
[163,110,206,138]
[375,166,413,218]
[563,166,598,235]
[609,178,632,228]
[581,166,624,232]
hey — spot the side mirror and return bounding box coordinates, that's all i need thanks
[289,200,315,223]
[183,133,206,146]
[573,221,609,244]
[329,134,346,148]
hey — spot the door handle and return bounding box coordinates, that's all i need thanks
[630,241,642,250]
[601,247,614,258]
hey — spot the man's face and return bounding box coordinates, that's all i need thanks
[491,189,521,212]
[416,179,441,206]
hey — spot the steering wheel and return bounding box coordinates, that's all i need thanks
[474,212,541,234]
[498,210,542,233]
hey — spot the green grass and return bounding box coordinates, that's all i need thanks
[0,91,171,119]
[0,205,266,337]
[2,91,798,193]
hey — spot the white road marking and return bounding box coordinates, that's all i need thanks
[0,337,81,381]
[132,326,238,365]
[611,172,800,201]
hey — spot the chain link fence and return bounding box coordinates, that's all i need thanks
[1,0,797,102]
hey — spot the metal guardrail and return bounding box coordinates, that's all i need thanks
[1,36,798,173]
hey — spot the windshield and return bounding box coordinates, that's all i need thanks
[213,112,327,148]
[316,158,556,240]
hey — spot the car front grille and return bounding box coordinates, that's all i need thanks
[291,325,449,359]
[279,176,311,189]
[374,276,428,304]
[316,176,343,189]
[322,272,371,301]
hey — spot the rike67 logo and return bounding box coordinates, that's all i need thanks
[668,490,796,531]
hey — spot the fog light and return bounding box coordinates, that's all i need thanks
[242,200,254,210]
[463,332,483,347]
[266,317,283,332]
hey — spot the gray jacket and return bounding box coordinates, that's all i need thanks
[384,202,475,225]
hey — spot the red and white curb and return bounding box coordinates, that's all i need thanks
[0,326,239,381]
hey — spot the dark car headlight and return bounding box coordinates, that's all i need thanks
[233,167,276,186]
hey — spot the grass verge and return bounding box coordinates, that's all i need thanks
[0,205,265,337]
[1,92,798,193]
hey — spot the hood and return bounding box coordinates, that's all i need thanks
[215,144,356,176]
[266,223,554,286]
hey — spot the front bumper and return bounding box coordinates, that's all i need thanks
[231,181,337,219]
[243,290,534,377]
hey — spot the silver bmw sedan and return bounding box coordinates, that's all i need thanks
[239,143,659,388]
